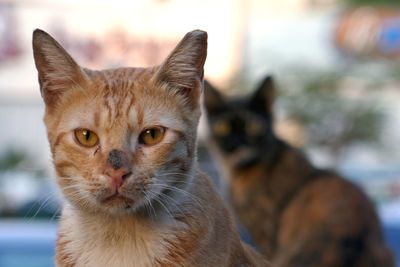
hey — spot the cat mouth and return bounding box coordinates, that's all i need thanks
[102,192,133,206]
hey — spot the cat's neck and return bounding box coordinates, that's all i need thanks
[58,203,188,267]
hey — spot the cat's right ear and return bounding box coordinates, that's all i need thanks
[154,30,207,109]
[203,80,225,115]
[32,29,88,108]
[249,75,276,115]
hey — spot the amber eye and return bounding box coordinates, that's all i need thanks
[139,127,166,146]
[213,120,230,137]
[246,120,263,136]
[74,129,99,148]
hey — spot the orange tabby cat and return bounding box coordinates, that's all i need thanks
[204,77,394,267]
[32,29,269,267]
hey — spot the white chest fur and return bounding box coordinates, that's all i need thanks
[58,207,182,267]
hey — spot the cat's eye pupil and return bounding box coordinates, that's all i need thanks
[148,129,156,138]
[140,127,165,146]
[74,129,99,148]
[83,130,90,140]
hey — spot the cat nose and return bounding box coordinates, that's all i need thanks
[108,149,129,170]
[105,167,132,190]
[105,149,132,190]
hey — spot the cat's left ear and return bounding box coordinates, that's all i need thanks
[32,29,89,109]
[249,75,276,115]
[155,30,207,108]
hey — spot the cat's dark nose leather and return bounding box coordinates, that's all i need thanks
[105,149,132,190]
[108,149,128,170]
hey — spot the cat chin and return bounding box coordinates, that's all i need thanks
[90,198,145,216]
[96,194,147,215]
[101,205,141,216]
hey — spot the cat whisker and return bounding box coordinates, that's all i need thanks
[153,176,194,183]
[61,182,102,191]
[27,192,58,221]
[150,182,205,213]
[146,189,177,224]
[155,172,193,179]
[49,206,62,222]
[141,189,157,221]
[152,179,202,202]
[23,192,53,220]
[156,190,186,218]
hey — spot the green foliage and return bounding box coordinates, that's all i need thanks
[0,147,46,178]
[0,148,29,171]
[279,72,385,157]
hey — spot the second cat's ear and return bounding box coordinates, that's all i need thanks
[249,75,276,115]
[203,80,225,115]
[32,29,89,108]
[155,30,207,108]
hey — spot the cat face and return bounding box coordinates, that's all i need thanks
[204,77,276,170]
[33,29,207,215]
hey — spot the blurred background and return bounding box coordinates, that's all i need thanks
[0,0,400,266]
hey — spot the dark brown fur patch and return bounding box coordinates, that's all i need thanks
[226,142,394,267]
[204,78,394,267]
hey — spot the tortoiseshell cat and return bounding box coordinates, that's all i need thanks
[32,29,269,267]
[204,76,394,267]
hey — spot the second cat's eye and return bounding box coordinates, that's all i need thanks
[246,120,264,136]
[139,126,166,146]
[213,120,230,136]
[74,129,99,148]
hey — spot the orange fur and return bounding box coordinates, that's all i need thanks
[33,29,269,267]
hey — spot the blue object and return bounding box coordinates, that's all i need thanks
[0,220,57,267]
[384,224,400,267]
[378,18,400,54]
